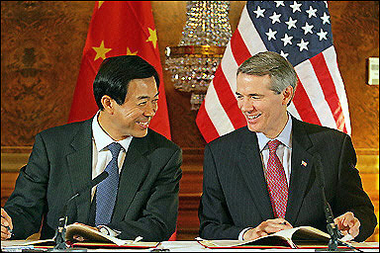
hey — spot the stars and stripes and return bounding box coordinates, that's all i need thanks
[196,1,350,143]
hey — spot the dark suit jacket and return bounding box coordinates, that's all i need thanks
[198,117,376,242]
[4,118,182,241]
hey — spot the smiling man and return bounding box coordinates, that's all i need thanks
[1,55,182,242]
[198,51,376,242]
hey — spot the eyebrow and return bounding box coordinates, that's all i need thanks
[235,92,262,97]
[137,92,159,100]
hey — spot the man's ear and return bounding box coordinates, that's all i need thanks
[101,95,115,114]
[282,85,294,106]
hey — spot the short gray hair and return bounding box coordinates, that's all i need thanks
[237,51,298,94]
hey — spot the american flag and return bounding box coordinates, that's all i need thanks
[196,1,351,143]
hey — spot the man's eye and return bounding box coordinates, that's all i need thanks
[250,96,261,100]
[138,101,147,106]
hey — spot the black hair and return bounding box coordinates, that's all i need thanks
[93,55,159,110]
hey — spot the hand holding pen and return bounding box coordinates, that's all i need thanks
[1,208,13,240]
[243,218,293,241]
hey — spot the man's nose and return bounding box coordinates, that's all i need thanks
[240,98,254,112]
[144,101,157,117]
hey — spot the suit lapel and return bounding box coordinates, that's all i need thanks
[66,119,93,223]
[238,128,274,220]
[112,136,150,222]
[285,118,316,225]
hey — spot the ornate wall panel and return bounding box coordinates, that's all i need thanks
[1,1,94,147]
[329,1,379,149]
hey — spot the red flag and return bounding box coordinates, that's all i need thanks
[68,1,170,140]
[196,1,351,143]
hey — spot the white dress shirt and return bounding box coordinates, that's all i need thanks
[91,111,133,200]
[90,111,133,236]
[257,116,293,185]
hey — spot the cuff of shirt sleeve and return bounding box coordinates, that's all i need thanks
[97,225,121,237]
[239,227,253,241]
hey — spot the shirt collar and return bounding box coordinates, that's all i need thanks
[92,111,133,152]
[257,113,292,152]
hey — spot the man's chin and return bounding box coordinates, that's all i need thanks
[247,124,260,133]
[131,129,149,138]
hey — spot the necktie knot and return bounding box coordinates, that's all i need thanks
[108,142,122,159]
[268,139,281,154]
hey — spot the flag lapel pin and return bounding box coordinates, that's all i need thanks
[301,160,308,167]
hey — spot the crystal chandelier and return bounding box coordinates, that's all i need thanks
[165,1,232,110]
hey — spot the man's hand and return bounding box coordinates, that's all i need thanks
[334,211,360,240]
[1,208,13,240]
[243,218,293,241]
[71,222,99,242]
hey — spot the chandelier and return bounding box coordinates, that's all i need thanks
[165,1,232,110]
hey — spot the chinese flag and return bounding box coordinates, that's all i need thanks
[68,1,171,140]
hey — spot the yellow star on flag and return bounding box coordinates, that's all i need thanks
[92,40,112,61]
[98,1,104,9]
[126,47,138,55]
[146,27,157,49]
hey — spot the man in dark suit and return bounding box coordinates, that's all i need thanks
[198,51,376,242]
[1,55,182,241]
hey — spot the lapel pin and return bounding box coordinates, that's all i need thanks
[301,160,308,167]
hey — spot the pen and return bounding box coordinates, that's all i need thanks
[132,236,143,243]
[4,225,13,233]
[1,215,13,236]
[1,224,13,236]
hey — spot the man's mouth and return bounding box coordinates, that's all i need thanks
[246,113,262,120]
[137,121,150,129]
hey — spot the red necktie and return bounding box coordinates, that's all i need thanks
[266,139,288,218]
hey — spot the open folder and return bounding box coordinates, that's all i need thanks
[18,223,159,249]
[197,226,364,249]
